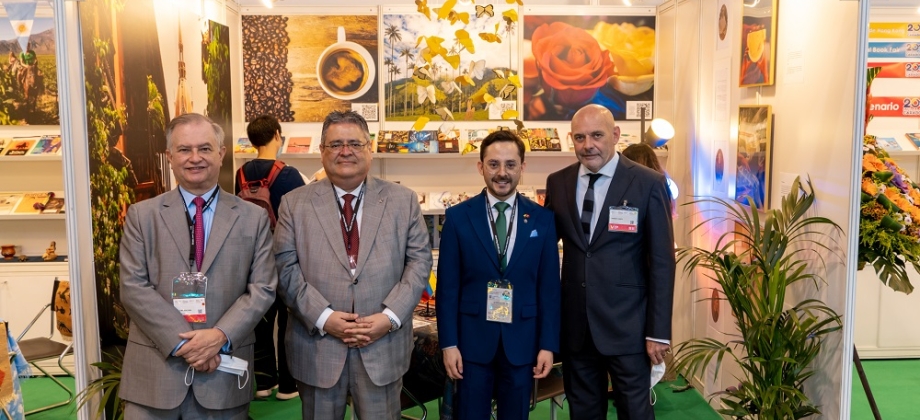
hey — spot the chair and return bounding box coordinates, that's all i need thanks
[530,362,566,420]
[15,278,74,415]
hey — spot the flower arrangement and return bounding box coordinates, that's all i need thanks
[859,135,919,294]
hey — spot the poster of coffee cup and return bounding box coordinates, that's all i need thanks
[242,13,379,122]
[523,14,656,121]
[382,4,519,122]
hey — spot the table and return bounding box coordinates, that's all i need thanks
[1,320,27,420]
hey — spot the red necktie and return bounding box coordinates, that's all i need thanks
[193,196,205,272]
[340,194,359,269]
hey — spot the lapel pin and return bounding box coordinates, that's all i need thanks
[523,213,530,223]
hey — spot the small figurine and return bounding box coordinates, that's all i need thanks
[18,254,27,262]
[42,241,57,261]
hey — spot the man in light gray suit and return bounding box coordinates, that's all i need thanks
[275,110,432,419]
[119,113,277,419]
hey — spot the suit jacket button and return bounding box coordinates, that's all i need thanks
[353,279,358,285]
[581,282,586,287]
[586,252,592,258]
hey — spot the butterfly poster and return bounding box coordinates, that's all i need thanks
[522,13,656,121]
[383,4,519,122]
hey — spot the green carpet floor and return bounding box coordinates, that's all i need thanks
[851,359,920,420]
[19,376,719,419]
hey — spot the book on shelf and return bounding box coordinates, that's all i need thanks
[284,136,314,154]
[876,137,903,151]
[41,197,65,214]
[463,129,492,155]
[12,192,51,214]
[0,138,12,155]
[0,193,23,215]
[408,131,437,153]
[29,135,63,156]
[437,129,461,153]
[520,128,562,151]
[376,130,410,153]
[2,137,39,156]
[234,137,256,154]
[905,133,920,150]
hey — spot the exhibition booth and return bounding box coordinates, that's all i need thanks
[2,0,915,418]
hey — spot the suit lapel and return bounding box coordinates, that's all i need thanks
[467,193,501,272]
[312,179,353,273]
[353,178,385,279]
[200,191,237,274]
[503,195,533,274]
[162,189,194,272]
[589,157,636,247]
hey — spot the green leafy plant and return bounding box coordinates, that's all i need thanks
[77,349,125,420]
[674,177,843,419]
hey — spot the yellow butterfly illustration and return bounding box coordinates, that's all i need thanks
[499,83,516,100]
[506,0,523,5]
[468,59,486,80]
[479,23,502,43]
[502,109,519,120]
[416,0,431,19]
[447,10,470,25]
[418,84,437,105]
[502,9,518,24]
[413,116,430,132]
[455,74,474,87]
[492,68,506,79]
[475,4,494,18]
[441,80,461,95]
[461,141,478,155]
[436,0,458,20]
[414,65,433,81]
[455,29,476,54]
[436,107,454,121]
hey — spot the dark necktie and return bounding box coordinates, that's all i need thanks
[193,196,205,272]
[581,174,602,244]
[341,194,359,268]
[494,202,510,271]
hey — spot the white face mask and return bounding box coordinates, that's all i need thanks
[183,355,250,390]
[650,362,666,405]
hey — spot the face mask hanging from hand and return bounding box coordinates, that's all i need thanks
[650,362,666,405]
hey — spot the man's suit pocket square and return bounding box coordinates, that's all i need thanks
[530,230,539,238]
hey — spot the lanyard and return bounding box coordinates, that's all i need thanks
[333,181,367,252]
[485,192,517,275]
[180,189,218,267]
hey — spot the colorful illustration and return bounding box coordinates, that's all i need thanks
[868,22,920,39]
[243,14,379,122]
[383,4,519,123]
[523,15,655,121]
[868,42,920,59]
[734,106,772,210]
[739,0,776,87]
[867,62,920,78]
[0,15,58,125]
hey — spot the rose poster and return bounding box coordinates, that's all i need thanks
[523,15,655,121]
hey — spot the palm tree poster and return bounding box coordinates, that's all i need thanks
[0,14,58,125]
[523,15,655,121]
[383,3,520,123]
[242,13,379,123]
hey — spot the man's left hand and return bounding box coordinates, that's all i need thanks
[647,340,670,365]
[176,329,228,367]
[533,350,553,379]
[345,313,391,347]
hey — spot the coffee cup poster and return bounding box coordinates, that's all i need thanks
[383,3,520,122]
[242,14,379,122]
[522,15,655,122]
[739,0,777,87]
[0,3,58,126]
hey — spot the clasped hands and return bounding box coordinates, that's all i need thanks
[175,328,227,373]
[324,311,391,348]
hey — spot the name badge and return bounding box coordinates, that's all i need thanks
[486,280,513,323]
[609,205,639,233]
[173,272,208,323]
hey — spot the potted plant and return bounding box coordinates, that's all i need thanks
[674,177,843,419]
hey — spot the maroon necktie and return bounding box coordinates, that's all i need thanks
[341,194,359,268]
[193,196,205,272]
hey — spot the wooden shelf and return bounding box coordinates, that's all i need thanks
[0,214,66,221]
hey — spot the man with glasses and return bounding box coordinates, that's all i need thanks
[274,110,432,419]
[436,130,560,420]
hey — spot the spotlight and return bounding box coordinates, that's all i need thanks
[643,118,675,148]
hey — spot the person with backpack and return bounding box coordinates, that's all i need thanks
[235,114,305,400]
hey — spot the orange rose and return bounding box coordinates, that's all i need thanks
[531,22,614,108]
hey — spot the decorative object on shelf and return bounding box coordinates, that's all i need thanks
[42,241,56,261]
[1,245,15,260]
[12,192,50,214]
[739,0,777,87]
[17,255,26,262]
[675,176,842,419]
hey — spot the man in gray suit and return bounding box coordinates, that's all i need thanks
[119,113,277,419]
[275,110,432,419]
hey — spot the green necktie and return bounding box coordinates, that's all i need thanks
[494,202,510,271]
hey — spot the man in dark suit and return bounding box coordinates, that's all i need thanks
[119,113,277,419]
[235,114,305,400]
[437,130,560,420]
[544,104,675,420]
[274,110,432,419]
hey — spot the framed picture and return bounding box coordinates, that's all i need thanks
[739,0,777,87]
[734,105,773,210]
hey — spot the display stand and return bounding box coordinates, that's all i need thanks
[853,346,882,420]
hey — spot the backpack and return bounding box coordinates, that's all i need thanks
[237,160,285,231]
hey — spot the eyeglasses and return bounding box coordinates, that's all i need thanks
[321,141,369,152]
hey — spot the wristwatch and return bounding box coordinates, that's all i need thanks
[387,316,399,333]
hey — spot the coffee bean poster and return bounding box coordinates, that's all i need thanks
[242,14,379,122]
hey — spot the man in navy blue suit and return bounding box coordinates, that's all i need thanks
[436,130,561,420]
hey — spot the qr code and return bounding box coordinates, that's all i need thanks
[352,103,378,121]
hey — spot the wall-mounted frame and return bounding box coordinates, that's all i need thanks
[739,0,777,87]
[734,105,772,210]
